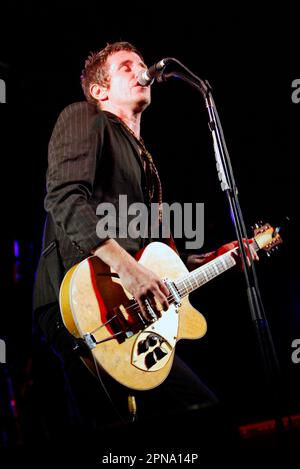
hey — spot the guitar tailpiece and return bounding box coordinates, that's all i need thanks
[83,333,97,350]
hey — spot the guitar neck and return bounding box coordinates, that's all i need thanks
[175,250,237,298]
[175,236,260,298]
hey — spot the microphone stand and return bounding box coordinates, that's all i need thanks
[160,61,284,430]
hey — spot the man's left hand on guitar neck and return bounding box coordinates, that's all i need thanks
[186,240,259,272]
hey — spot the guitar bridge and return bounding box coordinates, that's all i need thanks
[106,302,144,343]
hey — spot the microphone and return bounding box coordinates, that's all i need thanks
[137,58,170,86]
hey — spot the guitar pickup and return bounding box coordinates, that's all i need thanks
[103,305,130,343]
[164,279,181,306]
[106,303,143,343]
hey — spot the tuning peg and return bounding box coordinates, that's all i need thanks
[266,251,271,257]
[272,226,281,237]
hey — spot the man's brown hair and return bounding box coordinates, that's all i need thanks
[80,41,145,103]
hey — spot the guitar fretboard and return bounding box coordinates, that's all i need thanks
[175,250,237,298]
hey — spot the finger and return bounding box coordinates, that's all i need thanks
[137,297,150,321]
[144,296,163,321]
[136,292,161,322]
[191,257,203,264]
[158,280,170,298]
[153,285,169,311]
[217,242,237,255]
[246,246,258,263]
[230,249,239,262]
[250,246,259,261]
[149,296,162,318]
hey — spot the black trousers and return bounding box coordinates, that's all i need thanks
[63,352,219,427]
[34,304,238,457]
[35,302,218,426]
[58,352,233,459]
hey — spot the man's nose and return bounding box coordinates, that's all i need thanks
[133,64,146,79]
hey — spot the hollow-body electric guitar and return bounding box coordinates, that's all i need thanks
[59,223,282,390]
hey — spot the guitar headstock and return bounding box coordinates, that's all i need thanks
[252,222,283,256]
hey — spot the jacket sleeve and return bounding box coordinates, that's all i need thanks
[45,101,109,255]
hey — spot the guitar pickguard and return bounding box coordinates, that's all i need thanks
[131,304,179,372]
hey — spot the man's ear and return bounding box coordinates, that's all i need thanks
[89,83,108,102]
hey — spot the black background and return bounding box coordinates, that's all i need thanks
[0,1,299,449]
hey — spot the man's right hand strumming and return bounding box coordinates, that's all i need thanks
[92,239,170,321]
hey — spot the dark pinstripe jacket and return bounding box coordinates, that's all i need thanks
[33,101,152,342]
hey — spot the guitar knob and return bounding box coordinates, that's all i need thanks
[147,334,159,347]
[154,346,168,361]
[137,339,149,354]
[145,351,157,369]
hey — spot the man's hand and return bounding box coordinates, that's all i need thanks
[117,258,170,320]
[216,240,259,268]
[186,240,259,272]
[92,239,169,321]
[186,252,217,271]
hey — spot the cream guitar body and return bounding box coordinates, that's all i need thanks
[60,242,206,390]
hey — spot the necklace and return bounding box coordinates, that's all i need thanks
[119,119,163,223]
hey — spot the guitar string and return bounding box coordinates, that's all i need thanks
[91,248,241,338]
[125,242,258,316]
[118,251,236,320]
[93,240,263,331]
[91,241,265,335]
[91,242,260,338]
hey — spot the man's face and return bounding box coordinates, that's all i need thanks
[104,50,151,112]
